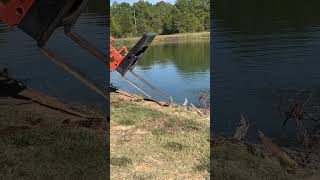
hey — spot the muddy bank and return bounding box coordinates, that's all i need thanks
[212,89,320,179]
[0,88,105,128]
[212,118,320,179]
[212,137,320,179]
[117,32,210,45]
[0,73,107,179]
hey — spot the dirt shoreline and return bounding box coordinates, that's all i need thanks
[0,83,107,179]
[117,32,210,45]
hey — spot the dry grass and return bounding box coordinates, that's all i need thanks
[118,32,210,45]
[110,91,210,179]
[212,138,293,180]
[0,91,107,179]
[211,137,320,180]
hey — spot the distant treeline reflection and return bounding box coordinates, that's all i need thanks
[136,42,210,74]
[214,0,320,34]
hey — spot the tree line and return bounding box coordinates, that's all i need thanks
[111,0,210,38]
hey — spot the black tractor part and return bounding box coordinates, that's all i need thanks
[18,0,88,47]
[116,33,156,76]
[0,69,26,97]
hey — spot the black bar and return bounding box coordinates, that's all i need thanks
[116,33,156,76]
[65,31,106,64]
[40,46,108,100]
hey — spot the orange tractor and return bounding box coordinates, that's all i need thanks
[110,34,170,103]
[0,0,170,103]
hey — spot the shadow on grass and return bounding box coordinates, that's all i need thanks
[110,156,132,167]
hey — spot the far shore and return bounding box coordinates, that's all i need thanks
[116,32,210,45]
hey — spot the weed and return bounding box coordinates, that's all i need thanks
[164,142,185,152]
[194,156,210,173]
[152,128,168,136]
[110,156,132,167]
[118,119,135,126]
[181,119,199,130]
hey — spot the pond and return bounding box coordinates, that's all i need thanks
[111,40,210,105]
[213,0,320,141]
[0,1,107,110]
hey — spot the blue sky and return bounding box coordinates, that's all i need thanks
[110,0,175,5]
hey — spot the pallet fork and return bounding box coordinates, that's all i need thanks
[110,34,171,104]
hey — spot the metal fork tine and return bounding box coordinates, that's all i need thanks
[121,75,153,99]
[65,31,107,64]
[40,46,108,100]
[129,70,170,103]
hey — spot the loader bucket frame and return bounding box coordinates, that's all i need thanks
[116,33,156,76]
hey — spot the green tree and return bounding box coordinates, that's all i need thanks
[110,0,210,37]
[132,1,154,36]
[174,0,210,33]
[111,2,135,37]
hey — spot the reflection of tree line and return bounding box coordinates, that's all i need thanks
[214,0,320,34]
[0,26,9,44]
[0,0,9,4]
[86,0,107,15]
[0,27,8,34]
[80,0,108,28]
[136,42,210,74]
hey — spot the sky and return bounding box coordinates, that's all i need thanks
[110,0,175,5]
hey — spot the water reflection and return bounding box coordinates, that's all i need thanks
[111,41,210,104]
[213,0,320,139]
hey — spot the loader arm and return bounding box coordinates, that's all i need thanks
[0,0,170,104]
[110,34,171,104]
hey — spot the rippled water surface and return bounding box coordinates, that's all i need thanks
[0,2,107,109]
[111,41,210,104]
[213,0,320,139]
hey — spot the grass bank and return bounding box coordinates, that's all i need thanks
[117,32,210,45]
[212,91,320,179]
[0,88,107,179]
[212,135,320,180]
[110,90,210,179]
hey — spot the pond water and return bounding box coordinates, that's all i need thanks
[213,0,320,141]
[111,40,210,105]
[0,1,107,110]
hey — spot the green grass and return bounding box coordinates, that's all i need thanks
[212,138,294,180]
[151,128,168,136]
[110,93,210,179]
[194,156,210,173]
[111,102,202,132]
[0,102,107,179]
[164,142,185,152]
[110,156,132,167]
[0,127,107,179]
[111,103,162,126]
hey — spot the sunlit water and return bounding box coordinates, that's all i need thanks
[111,41,210,105]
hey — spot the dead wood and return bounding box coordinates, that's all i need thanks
[233,113,250,141]
[258,130,298,168]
